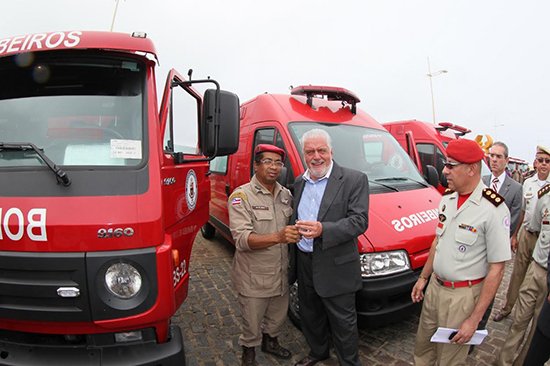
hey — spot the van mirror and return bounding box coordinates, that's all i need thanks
[201,89,240,157]
[425,165,439,188]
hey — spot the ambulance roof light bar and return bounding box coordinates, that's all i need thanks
[290,85,361,114]
[435,122,471,136]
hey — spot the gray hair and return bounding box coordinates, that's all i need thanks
[491,141,509,158]
[300,128,332,150]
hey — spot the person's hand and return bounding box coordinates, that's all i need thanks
[295,220,322,239]
[280,225,300,243]
[450,317,478,344]
[511,234,518,253]
[411,277,427,303]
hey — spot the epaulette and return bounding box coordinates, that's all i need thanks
[538,184,550,199]
[482,188,505,207]
[443,188,455,196]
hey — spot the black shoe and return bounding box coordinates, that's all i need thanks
[261,333,292,359]
[241,346,257,366]
[294,355,328,366]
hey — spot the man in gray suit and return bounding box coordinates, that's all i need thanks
[482,141,523,236]
[291,128,369,366]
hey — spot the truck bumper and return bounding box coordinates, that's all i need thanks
[356,269,422,327]
[0,325,185,366]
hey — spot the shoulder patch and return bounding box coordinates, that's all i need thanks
[538,184,550,199]
[482,188,505,207]
[229,190,247,205]
[443,188,455,196]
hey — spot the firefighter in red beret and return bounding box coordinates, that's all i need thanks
[228,143,300,365]
[411,138,512,365]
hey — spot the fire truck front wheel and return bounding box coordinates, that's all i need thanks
[201,222,216,239]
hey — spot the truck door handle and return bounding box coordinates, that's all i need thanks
[225,184,231,196]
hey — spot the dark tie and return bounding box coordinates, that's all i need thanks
[492,177,499,192]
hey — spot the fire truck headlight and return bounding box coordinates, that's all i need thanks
[105,263,142,299]
[360,250,410,278]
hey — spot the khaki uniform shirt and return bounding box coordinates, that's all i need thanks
[522,175,550,230]
[228,175,293,298]
[530,185,550,268]
[433,180,511,281]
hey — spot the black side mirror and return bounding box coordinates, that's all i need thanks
[201,89,240,157]
[425,165,440,188]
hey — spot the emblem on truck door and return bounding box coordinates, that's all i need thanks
[186,170,198,211]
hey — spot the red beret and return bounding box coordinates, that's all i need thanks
[446,139,485,163]
[254,144,285,160]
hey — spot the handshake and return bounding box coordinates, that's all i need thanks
[279,220,322,243]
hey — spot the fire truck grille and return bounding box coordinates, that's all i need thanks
[0,251,90,322]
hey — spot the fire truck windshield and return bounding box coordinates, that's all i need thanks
[289,122,428,193]
[0,51,145,168]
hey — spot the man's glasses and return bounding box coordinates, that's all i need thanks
[260,158,284,168]
[443,161,464,169]
[537,157,550,164]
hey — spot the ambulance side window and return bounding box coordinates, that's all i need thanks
[417,143,445,176]
[251,128,276,177]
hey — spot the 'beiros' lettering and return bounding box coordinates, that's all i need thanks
[0,208,47,242]
[0,31,82,56]
[391,209,439,232]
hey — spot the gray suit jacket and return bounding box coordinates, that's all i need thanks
[483,174,523,235]
[290,162,370,297]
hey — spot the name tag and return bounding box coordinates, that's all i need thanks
[252,205,269,211]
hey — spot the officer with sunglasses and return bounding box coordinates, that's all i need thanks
[493,145,550,325]
[412,138,511,365]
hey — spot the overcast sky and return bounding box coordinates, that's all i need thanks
[3,0,548,161]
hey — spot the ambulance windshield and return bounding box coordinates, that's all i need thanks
[0,51,144,168]
[289,123,428,193]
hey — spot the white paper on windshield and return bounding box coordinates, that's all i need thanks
[110,139,142,159]
[430,327,488,345]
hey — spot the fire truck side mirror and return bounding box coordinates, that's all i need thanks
[201,89,240,157]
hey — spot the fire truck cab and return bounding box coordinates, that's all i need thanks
[203,86,441,326]
[384,120,490,193]
[0,31,239,365]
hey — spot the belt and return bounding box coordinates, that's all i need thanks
[435,276,484,289]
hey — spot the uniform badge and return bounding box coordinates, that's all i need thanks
[229,191,247,206]
[231,197,242,206]
[458,244,467,253]
[458,223,477,233]
[503,216,510,229]
[439,214,446,222]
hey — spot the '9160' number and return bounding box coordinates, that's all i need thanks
[97,227,134,239]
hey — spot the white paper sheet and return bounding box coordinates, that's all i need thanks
[430,327,488,345]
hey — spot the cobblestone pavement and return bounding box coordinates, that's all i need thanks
[173,232,527,365]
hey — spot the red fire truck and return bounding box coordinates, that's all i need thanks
[202,86,441,327]
[0,31,239,365]
[383,120,491,193]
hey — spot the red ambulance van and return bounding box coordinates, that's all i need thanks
[203,86,441,326]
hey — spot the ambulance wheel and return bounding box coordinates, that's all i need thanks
[201,222,216,239]
[288,281,301,329]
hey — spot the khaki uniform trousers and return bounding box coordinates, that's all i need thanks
[501,227,538,315]
[237,292,289,347]
[497,261,547,366]
[414,274,483,366]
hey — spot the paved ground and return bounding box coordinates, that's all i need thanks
[173,232,530,365]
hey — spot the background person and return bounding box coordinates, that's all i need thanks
[411,138,511,365]
[228,144,300,366]
[291,128,369,366]
[493,145,550,322]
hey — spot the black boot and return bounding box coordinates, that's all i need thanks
[261,333,292,359]
[241,346,257,366]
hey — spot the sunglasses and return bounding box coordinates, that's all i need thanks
[443,161,464,169]
[537,157,550,164]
